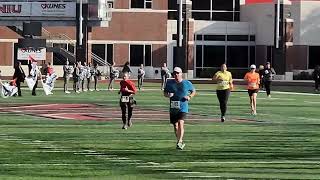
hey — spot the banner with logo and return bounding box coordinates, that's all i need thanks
[0,2,31,16]
[0,2,76,17]
[17,48,46,60]
[31,2,76,17]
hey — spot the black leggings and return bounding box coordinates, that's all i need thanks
[315,79,320,90]
[120,102,133,125]
[216,89,230,116]
[264,81,271,95]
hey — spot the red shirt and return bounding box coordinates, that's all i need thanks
[47,67,54,76]
[120,80,137,96]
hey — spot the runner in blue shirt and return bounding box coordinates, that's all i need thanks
[163,67,196,150]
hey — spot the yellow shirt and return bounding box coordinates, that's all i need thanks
[214,71,233,90]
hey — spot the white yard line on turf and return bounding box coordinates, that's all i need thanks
[304,101,320,104]
[178,161,320,164]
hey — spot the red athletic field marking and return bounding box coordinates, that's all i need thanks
[0,104,260,123]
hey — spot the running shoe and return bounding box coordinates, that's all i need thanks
[221,116,225,122]
[127,120,132,127]
[176,142,185,150]
[122,124,127,130]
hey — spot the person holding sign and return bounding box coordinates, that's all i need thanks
[212,64,233,122]
[119,72,137,130]
[244,64,260,116]
[163,67,195,150]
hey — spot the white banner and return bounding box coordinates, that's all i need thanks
[17,48,46,60]
[0,2,31,16]
[31,2,76,17]
[0,2,76,17]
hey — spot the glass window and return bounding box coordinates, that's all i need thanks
[107,44,113,64]
[234,12,240,21]
[212,12,233,21]
[131,0,151,9]
[250,35,255,41]
[203,46,225,67]
[204,35,226,41]
[145,45,152,66]
[212,0,233,11]
[192,12,211,20]
[192,0,210,10]
[227,35,249,41]
[53,43,68,65]
[235,0,240,11]
[130,45,144,66]
[196,45,202,67]
[168,11,177,20]
[196,35,203,40]
[309,46,320,69]
[92,44,106,66]
[130,45,151,66]
[227,46,249,68]
[250,46,256,65]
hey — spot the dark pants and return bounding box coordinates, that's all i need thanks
[264,80,272,95]
[94,76,98,90]
[216,89,230,117]
[16,81,22,96]
[86,78,91,90]
[315,79,320,90]
[120,102,133,125]
[64,77,69,92]
[32,80,38,96]
[161,75,167,90]
[108,77,115,89]
[138,76,144,90]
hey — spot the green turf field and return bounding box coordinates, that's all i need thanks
[0,82,320,179]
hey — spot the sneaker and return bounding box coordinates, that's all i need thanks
[122,124,127,130]
[127,120,132,127]
[221,116,225,122]
[96,89,100,91]
[176,142,185,150]
[90,89,94,92]
[267,95,271,98]
[65,91,71,94]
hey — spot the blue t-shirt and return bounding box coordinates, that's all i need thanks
[164,79,195,113]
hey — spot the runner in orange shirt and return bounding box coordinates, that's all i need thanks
[244,64,260,115]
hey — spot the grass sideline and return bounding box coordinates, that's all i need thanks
[0,82,320,179]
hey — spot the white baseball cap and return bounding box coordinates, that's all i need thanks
[250,64,256,69]
[173,67,182,73]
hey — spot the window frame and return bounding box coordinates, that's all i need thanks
[129,44,153,66]
[130,0,152,9]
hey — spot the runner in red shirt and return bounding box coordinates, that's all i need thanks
[119,72,137,129]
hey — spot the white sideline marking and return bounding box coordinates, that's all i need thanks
[184,175,221,178]
[304,101,320,104]
[239,97,295,100]
[167,172,202,174]
[138,165,170,168]
[0,163,103,166]
[109,159,142,162]
[154,169,188,171]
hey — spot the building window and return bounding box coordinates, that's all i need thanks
[203,46,225,67]
[92,44,113,65]
[131,0,152,9]
[204,35,226,41]
[227,46,249,68]
[53,43,68,65]
[309,46,320,69]
[130,44,152,66]
[227,35,249,41]
[191,0,240,21]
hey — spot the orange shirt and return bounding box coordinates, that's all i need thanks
[244,72,260,90]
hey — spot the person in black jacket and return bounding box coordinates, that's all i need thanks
[312,65,320,91]
[263,62,276,98]
[13,61,26,97]
[122,61,132,75]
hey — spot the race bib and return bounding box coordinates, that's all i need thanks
[249,82,257,88]
[218,81,229,86]
[170,101,180,109]
[121,96,130,103]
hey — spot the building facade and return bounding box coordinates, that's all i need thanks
[0,0,319,78]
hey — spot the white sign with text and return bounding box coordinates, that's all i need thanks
[17,48,46,60]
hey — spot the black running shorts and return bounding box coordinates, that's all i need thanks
[170,112,187,124]
[248,89,259,96]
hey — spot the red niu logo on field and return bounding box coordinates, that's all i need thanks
[41,3,66,9]
[0,4,22,13]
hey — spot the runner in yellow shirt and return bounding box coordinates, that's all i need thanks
[244,64,260,115]
[212,64,233,122]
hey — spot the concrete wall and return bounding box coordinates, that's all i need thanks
[240,3,274,45]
